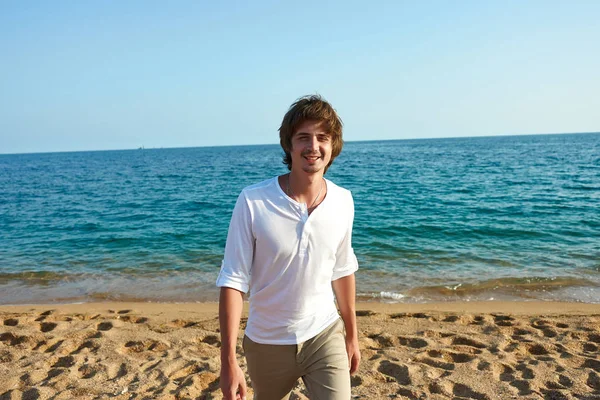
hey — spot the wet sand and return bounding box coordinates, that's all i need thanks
[1,301,599,399]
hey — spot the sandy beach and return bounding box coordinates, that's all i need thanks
[1,301,599,399]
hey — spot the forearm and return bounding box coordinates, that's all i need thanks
[332,273,358,339]
[219,287,244,362]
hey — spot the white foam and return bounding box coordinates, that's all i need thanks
[378,291,405,300]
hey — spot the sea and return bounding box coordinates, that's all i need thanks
[1,133,599,305]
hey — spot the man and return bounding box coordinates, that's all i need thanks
[217,95,360,400]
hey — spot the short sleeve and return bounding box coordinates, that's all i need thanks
[216,191,254,293]
[332,192,359,281]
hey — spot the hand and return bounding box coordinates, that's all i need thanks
[345,337,361,375]
[220,360,247,400]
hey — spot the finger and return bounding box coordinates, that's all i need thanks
[350,354,360,375]
[239,379,247,400]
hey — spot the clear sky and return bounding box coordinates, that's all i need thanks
[1,1,599,154]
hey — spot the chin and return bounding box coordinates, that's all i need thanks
[301,166,323,174]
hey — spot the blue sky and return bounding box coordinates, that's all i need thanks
[1,1,599,154]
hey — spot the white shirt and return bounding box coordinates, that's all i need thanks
[216,176,358,344]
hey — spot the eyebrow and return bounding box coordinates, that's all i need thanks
[295,132,330,136]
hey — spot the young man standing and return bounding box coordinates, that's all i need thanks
[217,95,360,400]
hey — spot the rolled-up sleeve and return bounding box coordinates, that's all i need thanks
[216,191,254,293]
[332,193,359,281]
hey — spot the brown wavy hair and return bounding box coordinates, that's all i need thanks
[278,95,344,173]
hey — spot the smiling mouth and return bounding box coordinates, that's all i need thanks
[304,156,320,162]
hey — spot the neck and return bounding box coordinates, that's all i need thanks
[288,170,325,206]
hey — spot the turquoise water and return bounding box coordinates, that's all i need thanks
[1,133,599,304]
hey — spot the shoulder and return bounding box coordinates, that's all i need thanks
[239,176,280,201]
[325,179,354,215]
[325,178,353,200]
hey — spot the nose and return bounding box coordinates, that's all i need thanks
[308,135,319,151]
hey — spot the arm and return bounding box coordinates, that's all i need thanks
[332,273,361,375]
[219,287,247,400]
[217,192,253,399]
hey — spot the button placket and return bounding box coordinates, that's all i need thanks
[299,218,311,255]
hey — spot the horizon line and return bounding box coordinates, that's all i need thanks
[2,130,599,156]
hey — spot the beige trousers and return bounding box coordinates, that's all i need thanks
[243,319,351,400]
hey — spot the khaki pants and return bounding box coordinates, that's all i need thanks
[243,319,351,400]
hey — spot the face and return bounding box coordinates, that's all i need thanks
[290,120,332,174]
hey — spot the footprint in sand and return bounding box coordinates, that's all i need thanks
[428,349,442,357]
[35,310,54,322]
[540,389,570,400]
[97,322,113,331]
[512,327,534,336]
[46,368,65,380]
[170,319,198,328]
[542,328,558,338]
[119,316,148,324]
[396,387,422,399]
[3,318,18,326]
[442,315,459,322]
[0,332,29,347]
[493,314,514,327]
[477,360,491,371]
[447,351,476,363]
[377,360,411,385]
[588,333,600,344]
[494,364,515,382]
[587,371,600,391]
[557,374,573,388]
[530,319,551,330]
[201,335,221,346]
[452,383,489,400]
[72,340,100,354]
[582,358,600,372]
[52,355,75,368]
[509,379,533,396]
[398,336,428,349]
[429,380,453,396]
[124,339,170,353]
[515,363,535,379]
[583,342,598,352]
[429,349,475,363]
[40,322,57,332]
[417,357,454,371]
[527,343,550,356]
[451,336,487,349]
[367,333,395,348]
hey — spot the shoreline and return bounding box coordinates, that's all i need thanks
[2,273,598,305]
